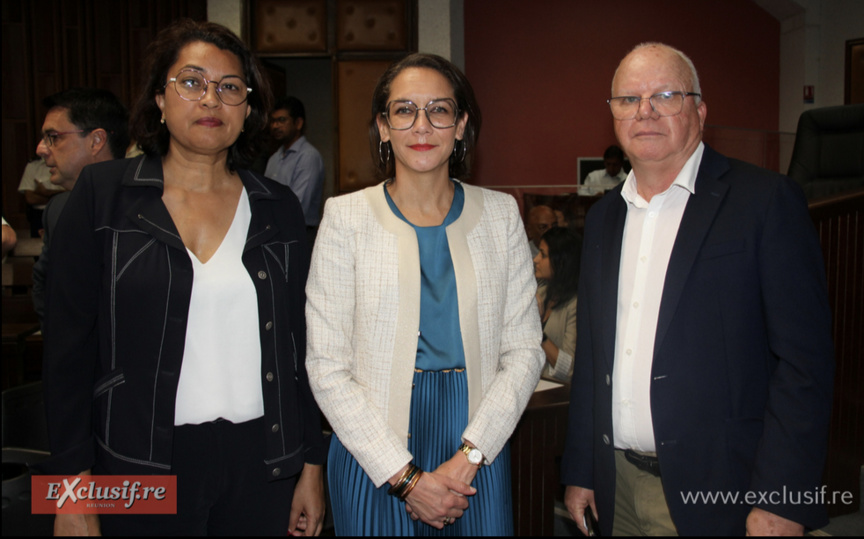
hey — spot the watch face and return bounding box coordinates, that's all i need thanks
[467,449,483,465]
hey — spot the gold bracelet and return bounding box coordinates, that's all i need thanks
[399,468,423,500]
[388,464,419,498]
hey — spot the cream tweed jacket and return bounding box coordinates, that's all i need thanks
[306,181,543,487]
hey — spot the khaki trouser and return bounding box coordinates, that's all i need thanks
[612,450,679,536]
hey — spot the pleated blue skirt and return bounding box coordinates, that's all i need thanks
[328,369,513,536]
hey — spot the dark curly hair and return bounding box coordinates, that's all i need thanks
[129,19,272,170]
[541,227,581,311]
[369,53,481,181]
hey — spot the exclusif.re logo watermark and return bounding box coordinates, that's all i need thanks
[31,476,177,514]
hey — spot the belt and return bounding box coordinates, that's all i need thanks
[623,449,662,477]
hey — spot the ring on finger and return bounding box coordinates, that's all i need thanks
[443,516,452,525]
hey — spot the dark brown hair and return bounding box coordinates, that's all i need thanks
[369,53,481,181]
[129,19,272,170]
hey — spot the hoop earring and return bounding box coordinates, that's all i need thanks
[452,139,467,163]
[378,140,391,166]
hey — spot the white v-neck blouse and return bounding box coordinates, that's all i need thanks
[174,187,264,425]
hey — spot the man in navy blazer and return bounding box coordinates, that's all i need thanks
[561,43,834,536]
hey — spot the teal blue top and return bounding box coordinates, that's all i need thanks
[384,181,466,370]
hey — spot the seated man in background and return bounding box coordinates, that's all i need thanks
[525,204,557,257]
[32,88,129,325]
[584,144,627,191]
[18,157,64,238]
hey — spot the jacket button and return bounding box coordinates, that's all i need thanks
[265,321,273,331]
[603,434,610,445]
[272,468,281,477]
[271,423,279,433]
[407,433,411,439]
[606,374,611,386]
[258,271,267,279]
[266,372,274,382]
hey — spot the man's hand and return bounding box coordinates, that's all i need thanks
[565,485,597,536]
[746,507,804,536]
[289,463,325,536]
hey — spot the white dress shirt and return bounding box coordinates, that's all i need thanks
[612,143,704,452]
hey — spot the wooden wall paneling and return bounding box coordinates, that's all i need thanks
[336,60,391,193]
[810,191,864,518]
[252,0,328,53]
[336,0,407,51]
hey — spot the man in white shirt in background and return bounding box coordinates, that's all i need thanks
[583,144,627,191]
[18,158,63,238]
[265,96,325,246]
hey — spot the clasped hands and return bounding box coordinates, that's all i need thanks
[391,452,478,529]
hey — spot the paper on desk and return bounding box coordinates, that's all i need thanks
[535,378,564,392]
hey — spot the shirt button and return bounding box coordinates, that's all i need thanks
[603,434,610,445]
[640,256,647,262]
[633,302,639,308]
[272,468,281,477]
[266,372,274,382]
[258,271,267,280]
[271,424,279,433]
[649,212,657,218]
[626,349,632,355]
[265,321,273,330]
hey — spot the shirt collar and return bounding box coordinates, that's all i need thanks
[621,141,704,207]
[279,135,306,158]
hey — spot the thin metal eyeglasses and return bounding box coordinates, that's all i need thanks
[382,99,459,130]
[41,129,91,148]
[165,69,252,106]
[607,91,701,120]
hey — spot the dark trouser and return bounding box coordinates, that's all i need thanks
[99,417,297,536]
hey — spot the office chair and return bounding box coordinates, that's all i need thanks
[787,103,864,200]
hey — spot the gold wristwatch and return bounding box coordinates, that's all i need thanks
[458,443,484,468]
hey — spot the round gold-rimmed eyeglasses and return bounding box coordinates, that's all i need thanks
[166,69,252,106]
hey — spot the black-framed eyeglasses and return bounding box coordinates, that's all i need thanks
[607,91,701,120]
[382,99,459,130]
[41,129,91,148]
[166,69,252,106]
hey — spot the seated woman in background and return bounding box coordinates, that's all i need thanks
[534,227,581,382]
[306,52,543,535]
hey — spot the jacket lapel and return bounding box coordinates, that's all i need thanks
[653,146,730,359]
[601,193,627,371]
[122,156,187,252]
[240,170,280,251]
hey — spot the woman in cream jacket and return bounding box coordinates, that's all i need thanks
[305,53,543,535]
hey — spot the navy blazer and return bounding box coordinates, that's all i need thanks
[561,145,834,535]
[38,155,325,481]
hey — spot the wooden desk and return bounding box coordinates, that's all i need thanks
[2,323,40,389]
[510,383,571,536]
